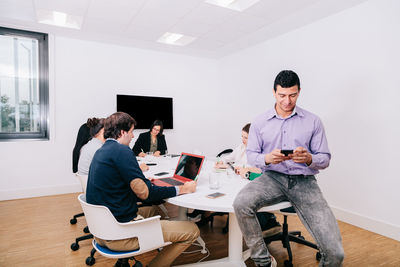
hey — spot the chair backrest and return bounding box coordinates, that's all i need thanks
[78,194,166,251]
[217,148,233,158]
[76,174,88,194]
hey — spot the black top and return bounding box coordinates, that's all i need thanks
[132,131,167,156]
[72,123,91,173]
[86,139,176,222]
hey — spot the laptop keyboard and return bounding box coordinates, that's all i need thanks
[159,178,184,186]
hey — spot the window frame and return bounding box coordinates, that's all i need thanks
[0,27,49,141]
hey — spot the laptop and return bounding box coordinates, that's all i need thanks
[152,152,205,187]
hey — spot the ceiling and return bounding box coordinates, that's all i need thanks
[0,0,368,58]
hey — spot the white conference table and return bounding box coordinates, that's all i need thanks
[140,155,291,267]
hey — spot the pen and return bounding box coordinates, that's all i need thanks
[141,149,144,154]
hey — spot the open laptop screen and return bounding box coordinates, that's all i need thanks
[174,153,204,180]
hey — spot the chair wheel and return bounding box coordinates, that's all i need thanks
[299,235,305,240]
[316,251,322,261]
[70,243,79,251]
[222,227,228,234]
[133,261,143,267]
[83,226,90,233]
[284,260,293,267]
[70,218,77,224]
[86,256,95,266]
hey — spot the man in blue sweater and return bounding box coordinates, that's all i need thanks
[86,112,199,267]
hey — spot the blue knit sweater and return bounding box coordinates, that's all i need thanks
[86,139,176,222]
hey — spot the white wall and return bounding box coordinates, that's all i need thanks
[0,36,223,200]
[217,0,400,240]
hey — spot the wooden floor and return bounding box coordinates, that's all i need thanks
[1,193,399,267]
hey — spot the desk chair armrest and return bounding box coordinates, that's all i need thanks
[78,194,167,251]
[115,216,167,252]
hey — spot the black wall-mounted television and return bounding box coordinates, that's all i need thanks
[116,94,173,129]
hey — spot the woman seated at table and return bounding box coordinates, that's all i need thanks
[133,120,167,157]
[190,123,281,237]
[216,123,261,175]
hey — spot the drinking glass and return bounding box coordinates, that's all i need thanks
[209,171,221,190]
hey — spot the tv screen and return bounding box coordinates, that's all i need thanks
[116,94,173,129]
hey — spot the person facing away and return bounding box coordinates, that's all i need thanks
[233,70,344,267]
[133,119,167,157]
[86,112,199,267]
[72,123,90,173]
[77,117,149,176]
[77,117,105,176]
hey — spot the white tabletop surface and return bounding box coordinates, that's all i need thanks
[140,155,291,213]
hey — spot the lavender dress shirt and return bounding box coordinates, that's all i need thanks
[247,106,331,175]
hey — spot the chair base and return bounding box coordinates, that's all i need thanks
[86,245,143,267]
[71,233,94,251]
[70,212,84,224]
[264,215,319,267]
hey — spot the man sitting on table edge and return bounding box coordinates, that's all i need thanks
[86,112,199,267]
[233,70,344,267]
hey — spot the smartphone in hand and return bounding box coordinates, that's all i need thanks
[281,149,294,156]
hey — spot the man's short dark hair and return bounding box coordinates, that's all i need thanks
[274,70,300,92]
[104,112,136,139]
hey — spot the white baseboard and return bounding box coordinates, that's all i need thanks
[0,183,82,201]
[331,206,400,241]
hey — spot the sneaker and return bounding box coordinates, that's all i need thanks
[269,256,277,267]
[257,256,277,267]
[187,209,204,222]
[187,214,202,222]
[262,225,282,238]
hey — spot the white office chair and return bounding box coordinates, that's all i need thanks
[76,173,88,194]
[71,174,93,251]
[78,194,171,266]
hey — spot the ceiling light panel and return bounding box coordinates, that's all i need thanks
[37,9,83,29]
[157,32,196,46]
[34,0,90,16]
[205,0,260,12]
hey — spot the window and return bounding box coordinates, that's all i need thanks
[0,27,49,140]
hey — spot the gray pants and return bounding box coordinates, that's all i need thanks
[233,171,344,267]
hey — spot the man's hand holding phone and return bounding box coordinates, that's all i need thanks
[265,148,291,164]
[291,147,312,165]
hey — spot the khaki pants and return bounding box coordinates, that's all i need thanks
[95,206,200,267]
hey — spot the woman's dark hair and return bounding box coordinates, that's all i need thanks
[104,112,136,139]
[72,123,90,173]
[242,123,251,134]
[86,117,104,137]
[274,70,300,92]
[150,120,164,136]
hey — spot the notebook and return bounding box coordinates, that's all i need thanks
[152,152,205,187]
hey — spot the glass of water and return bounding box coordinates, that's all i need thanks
[209,170,222,190]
